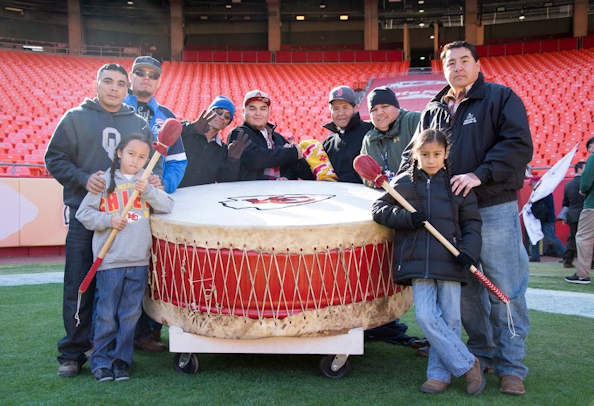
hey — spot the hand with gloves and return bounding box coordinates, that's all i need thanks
[455,253,475,273]
[410,210,427,229]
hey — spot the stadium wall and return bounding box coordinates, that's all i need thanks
[2,11,588,54]
[0,16,67,44]
[0,178,67,249]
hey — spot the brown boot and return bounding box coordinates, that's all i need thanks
[134,336,167,352]
[464,357,486,395]
[420,379,450,394]
[500,375,525,395]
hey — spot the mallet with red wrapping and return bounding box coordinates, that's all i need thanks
[75,118,182,325]
[353,154,510,305]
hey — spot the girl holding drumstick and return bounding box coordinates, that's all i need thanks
[371,129,485,395]
[76,134,173,382]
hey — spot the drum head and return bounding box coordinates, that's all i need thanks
[151,180,393,251]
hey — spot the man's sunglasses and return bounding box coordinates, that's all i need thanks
[214,108,233,120]
[133,69,160,80]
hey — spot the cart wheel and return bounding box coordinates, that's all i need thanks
[319,355,349,379]
[173,353,199,374]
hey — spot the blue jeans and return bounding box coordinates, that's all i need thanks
[57,215,95,365]
[530,221,565,259]
[461,201,530,380]
[90,266,147,372]
[413,278,475,383]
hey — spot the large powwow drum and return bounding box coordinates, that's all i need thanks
[146,180,412,339]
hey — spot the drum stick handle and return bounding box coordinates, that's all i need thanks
[380,180,510,304]
[382,180,458,251]
[97,152,159,258]
[78,151,162,294]
[382,180,417,213]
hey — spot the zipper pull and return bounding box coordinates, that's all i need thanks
[426,178,430,190]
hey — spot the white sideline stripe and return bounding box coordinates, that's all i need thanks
[0,272,63,286]
[0,274,592,319]
[526,287,594,319]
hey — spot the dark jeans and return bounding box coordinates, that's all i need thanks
[530,221,565,259]
[57,215,95,365]
[563,221,578,264]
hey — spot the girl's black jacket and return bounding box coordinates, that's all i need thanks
[372,167,482,285]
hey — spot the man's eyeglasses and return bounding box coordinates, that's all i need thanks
[133,69,160,80]
[214,108,233,120]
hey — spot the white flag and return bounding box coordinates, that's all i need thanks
[521,143,579,245]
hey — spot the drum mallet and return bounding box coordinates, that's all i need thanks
[75,118,183,325]
[353,155,517,335]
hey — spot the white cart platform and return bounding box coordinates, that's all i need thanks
[169,326,364,378]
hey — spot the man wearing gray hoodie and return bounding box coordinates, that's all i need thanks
[45,63,159,378]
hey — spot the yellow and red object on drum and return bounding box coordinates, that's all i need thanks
[299,139,338,182]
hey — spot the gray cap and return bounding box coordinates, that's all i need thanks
[328,86,357,106]
[132,56,162,75]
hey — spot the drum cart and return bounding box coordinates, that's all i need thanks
[149,182,409,379]
[168,326,364,379]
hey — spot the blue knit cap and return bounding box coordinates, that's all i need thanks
[208,96,235,117]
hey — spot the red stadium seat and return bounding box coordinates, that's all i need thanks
[13,166,31,177]
[24,154,45,164]
[0,154,21,163]
[2,48,594,170]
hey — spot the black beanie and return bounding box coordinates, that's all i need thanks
[367,86,400,111]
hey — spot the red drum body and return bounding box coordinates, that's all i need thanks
[146,181,412,339]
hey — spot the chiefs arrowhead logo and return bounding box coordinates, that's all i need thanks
[126,211,142,223]
[220,194,334,210]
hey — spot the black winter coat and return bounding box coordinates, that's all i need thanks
[228,121,300,181]
[563,175,585,224]
[322,113,372,184]
[531,194,556,224]
[372,168,482,286]
[411,73,533,208]
[177,122,241,187]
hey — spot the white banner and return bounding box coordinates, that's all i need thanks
[521,143,579,245]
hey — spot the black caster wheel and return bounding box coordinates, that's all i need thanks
[319,354,349,379]
[173,353,199,374]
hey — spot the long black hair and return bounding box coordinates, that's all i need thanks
[106,134,152,196]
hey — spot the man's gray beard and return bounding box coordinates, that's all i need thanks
[135,90,153,99]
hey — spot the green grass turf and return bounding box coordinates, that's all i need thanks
[0,262,64,276]
[0,278,593,405]
[527,261,593,293]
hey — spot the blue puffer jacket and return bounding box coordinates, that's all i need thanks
[124,94,187,193]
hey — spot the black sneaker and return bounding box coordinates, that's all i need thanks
[93,368,114,382]
[112,359,130,381]
[564,274,591,284]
